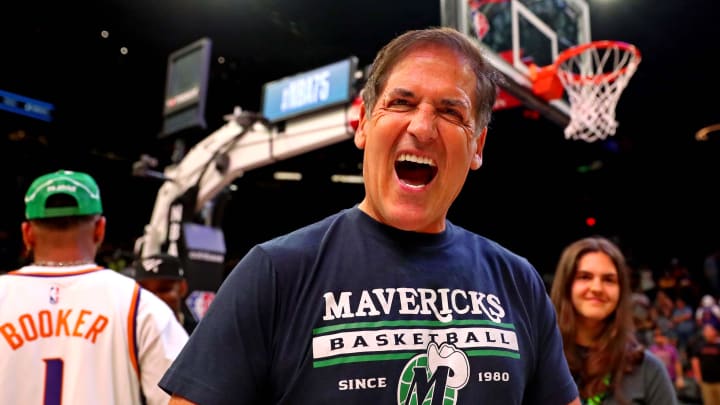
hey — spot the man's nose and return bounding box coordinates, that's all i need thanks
[407,104,439,143]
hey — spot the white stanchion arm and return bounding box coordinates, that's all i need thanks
[136,103,357,258]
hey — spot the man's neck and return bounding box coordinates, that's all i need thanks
[33,258,96,267]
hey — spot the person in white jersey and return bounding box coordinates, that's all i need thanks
[0,169,189,405]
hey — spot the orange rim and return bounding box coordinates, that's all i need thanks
[555,40,641,84]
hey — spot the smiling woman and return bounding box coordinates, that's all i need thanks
[551,236,678,405]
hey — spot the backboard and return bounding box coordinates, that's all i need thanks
[441,0,591,127]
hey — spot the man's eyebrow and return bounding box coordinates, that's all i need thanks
[385,88,415,98]
[439,98,470,110]
[385,88,471,109]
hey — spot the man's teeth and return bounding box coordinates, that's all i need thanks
[397,154,436,166]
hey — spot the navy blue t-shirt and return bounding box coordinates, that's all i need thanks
[160,207,578,404]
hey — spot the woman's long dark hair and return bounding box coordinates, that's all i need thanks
[550,236,644,405]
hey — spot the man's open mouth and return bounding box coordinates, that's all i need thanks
[395,153,437,187]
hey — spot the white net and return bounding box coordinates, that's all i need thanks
[555,41,641,143]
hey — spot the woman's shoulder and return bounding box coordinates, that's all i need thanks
[639,349,671,374]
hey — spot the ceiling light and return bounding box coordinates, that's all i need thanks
[331,174,363,184]
[273,171,302,181]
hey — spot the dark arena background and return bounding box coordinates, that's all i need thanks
[1,0,719,287]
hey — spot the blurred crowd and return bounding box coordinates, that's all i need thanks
[631,255,720,404]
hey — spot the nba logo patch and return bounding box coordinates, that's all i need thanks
[49,285,60,304]
[185,290,216,322]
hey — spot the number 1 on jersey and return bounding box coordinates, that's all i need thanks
[43,358,63,405]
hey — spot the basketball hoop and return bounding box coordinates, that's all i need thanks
[554,40,641,143]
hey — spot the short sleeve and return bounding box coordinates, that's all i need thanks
[159,246,276,405]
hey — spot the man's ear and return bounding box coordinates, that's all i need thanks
[470,127,488,170]
[93,216,107,245]
[354,101,368,149]
[21,221,35,253]
[179,279,189,298]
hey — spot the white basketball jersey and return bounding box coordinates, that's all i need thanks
[0,264,189,405]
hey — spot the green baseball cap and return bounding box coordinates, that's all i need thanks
[24,170,103,219]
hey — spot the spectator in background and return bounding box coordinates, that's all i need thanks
[658,267,678,295]
[671,295,696,361]
[656,289,676,315]
[653,290,677,343]
[690,323,720,404]
[702,251,720,297]
[0,169,188,405]
[637,264,657,298]
[671,260,700,308]
[631,271,654,346]
[695,294,720,330]
[131,253,197,335]
[551,236,677,405]
[649,327,685,392]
